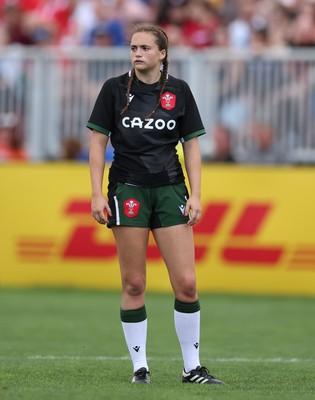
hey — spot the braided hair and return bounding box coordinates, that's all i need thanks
[120,23,169,119]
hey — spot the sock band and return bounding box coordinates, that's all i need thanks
[174,298,200,313]
[120,306,147,323]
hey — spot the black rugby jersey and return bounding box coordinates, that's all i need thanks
[87,72,205,187]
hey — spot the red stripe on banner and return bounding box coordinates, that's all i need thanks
[231,204,271,236]
[65,200,91,214]
[62,226,117,259]
[222,246,283,265]
[195,202,230,234]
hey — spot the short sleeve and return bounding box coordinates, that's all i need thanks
[178,82,206,143]
[86,79,115,135]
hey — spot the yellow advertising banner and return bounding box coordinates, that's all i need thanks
[0,164,315,296]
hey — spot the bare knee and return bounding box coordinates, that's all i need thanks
[174,275,197,302]
[123,275,146,298]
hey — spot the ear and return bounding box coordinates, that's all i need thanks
[160,49,166,61]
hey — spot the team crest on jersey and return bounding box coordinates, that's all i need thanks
[123,198,140,218]
[161,92,176,110]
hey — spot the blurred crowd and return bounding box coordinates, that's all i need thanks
[1,0,315,163]
[1,0,315,49]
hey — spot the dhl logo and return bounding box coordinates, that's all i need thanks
[16,200,315,271]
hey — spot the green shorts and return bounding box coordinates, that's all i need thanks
[107,182,190,229]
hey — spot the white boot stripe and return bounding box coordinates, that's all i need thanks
[183,368,222,384]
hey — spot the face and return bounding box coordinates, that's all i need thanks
[130,32,166,74]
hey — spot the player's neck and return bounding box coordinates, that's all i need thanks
[135,70,161,85]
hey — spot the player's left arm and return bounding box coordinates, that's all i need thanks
[182,137,202,226]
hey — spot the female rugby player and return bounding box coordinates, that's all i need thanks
[87,22,223,385]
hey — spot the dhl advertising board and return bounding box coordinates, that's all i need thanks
[0,164,315,296]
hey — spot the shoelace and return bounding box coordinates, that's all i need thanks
[198,366,215,379]
[135,369,147,378]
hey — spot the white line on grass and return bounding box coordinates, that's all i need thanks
[26,355,313,363]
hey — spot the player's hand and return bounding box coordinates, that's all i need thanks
[91,194,112,225]
[185,195,202,226]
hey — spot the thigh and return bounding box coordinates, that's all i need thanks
[152,224,197,299]
[112,226,150,277]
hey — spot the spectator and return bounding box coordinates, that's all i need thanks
[182,0,222,48]
[241,121,287,164]
[227,0,256,48]
[0,23,24,88]
[60,136,82,160]
[202,123,236,163]
[60,134,114,162]
[261,2,292,47]
[219,15,290,138]
[69,0,99,45]
[0,112,28,161]
[30,25,56,45]
[112,0,156,43]
[84,20,126,46]
[113,0,155,26]
[2,2,34,45]
[156,0,189,47]
[24,0,77,46]
[287,1,315,47]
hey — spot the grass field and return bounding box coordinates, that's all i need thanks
[0,288,314,400]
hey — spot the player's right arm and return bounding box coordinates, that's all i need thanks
[89,130,112,224]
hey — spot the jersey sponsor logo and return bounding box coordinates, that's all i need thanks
[161,92,176,110]
[122,117,176,131]
[123,198,140,218]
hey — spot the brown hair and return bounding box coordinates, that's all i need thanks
[120,23,169,119]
